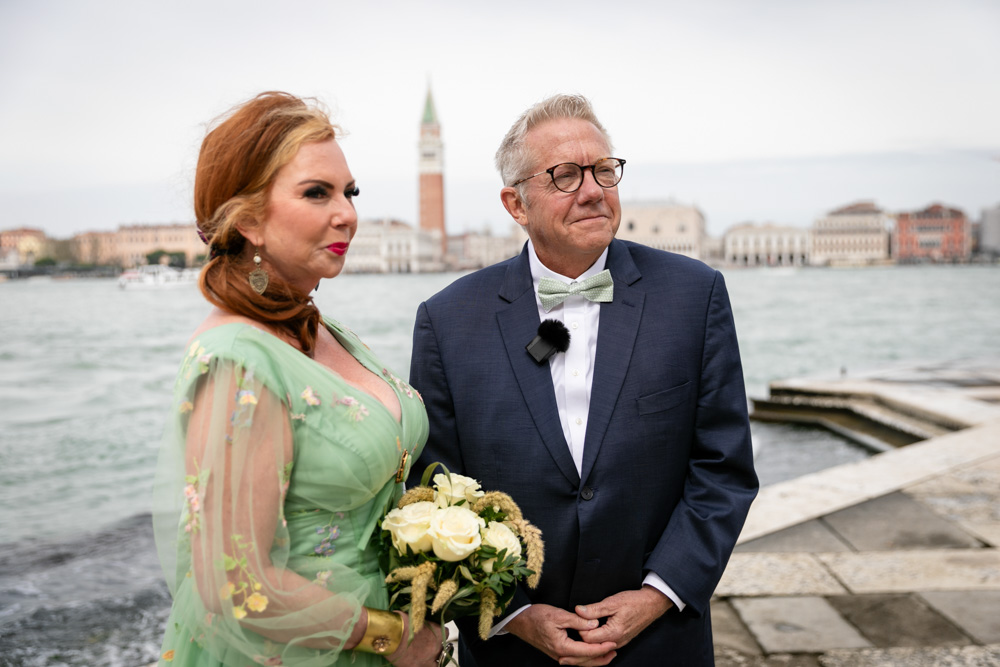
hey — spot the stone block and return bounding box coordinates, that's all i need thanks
[821,492,982,551]
[825,594,970,647]
[818,645,1000,667]
[711,599,762,657]
[817,549,1000,593]
[920,590,1000,644]
[730,596,871,654]
[736,520,851,553]
[718,553,847,597]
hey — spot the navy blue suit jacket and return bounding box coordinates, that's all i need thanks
[409,239,758,666]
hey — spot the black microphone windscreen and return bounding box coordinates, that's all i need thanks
[537,319,571,353]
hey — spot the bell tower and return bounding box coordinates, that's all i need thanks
[418,85,446,254]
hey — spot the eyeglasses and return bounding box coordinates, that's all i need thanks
[511,157,626,193]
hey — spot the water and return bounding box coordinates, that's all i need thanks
[1,265,998,665]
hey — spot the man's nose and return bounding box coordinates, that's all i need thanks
[576,167,604,202]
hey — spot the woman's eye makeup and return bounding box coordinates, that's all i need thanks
[345,185,360,199]
[304,185,328,199]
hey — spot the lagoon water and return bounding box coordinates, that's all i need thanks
[1,264,998,665]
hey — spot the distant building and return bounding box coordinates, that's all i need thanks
[418,86,446,257]
[811,201,891,266]
[0,227,49,266]
[724,223,810,267]
[448,225,525,270]
[980,203,1000,258]
[344,218,442,273]
[64,223,202,268]
[115,223,204,268]
[617,200,705,260]
[894,203,971,263]
[73,230,119,266]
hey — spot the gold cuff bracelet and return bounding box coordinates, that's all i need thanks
[355,608,404,655]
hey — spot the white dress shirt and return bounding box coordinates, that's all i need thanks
[489,243,684,637]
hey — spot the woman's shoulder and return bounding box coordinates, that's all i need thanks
[183,310,294,366]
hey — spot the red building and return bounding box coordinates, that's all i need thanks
[418,86,446,255]
[894,203,970,263]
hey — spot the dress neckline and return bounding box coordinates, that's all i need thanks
[198,319,404,426]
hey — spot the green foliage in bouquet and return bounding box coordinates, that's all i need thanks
[377,463,544,640]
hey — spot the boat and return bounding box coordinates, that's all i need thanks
[117,265,199,289]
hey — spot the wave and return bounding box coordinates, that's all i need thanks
[0,514,169,666]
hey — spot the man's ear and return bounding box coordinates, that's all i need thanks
[500,187,528,229]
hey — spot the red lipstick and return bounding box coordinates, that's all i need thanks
[327,242,348,256]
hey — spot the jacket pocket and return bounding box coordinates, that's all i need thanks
[636,381,693,416]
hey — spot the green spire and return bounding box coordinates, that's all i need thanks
[422,86,438,125]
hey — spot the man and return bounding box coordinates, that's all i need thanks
[409,94,757,666]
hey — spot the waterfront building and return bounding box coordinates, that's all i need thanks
[447,225,525,270]
[617,200,705,260]
[894,203,971,263]
[344,218,442,273]
[114,223,204,268]
[72,230,119,266]
[418,86,446,258]
[0,246,18,270]
[980,203,1000,258]
[0,227,49,266]
[66,223,202,268]
[724,223,810,267]
[811,201,891,266]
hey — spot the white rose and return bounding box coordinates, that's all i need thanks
[382,501,435,554]
[480,522,523,573]
[433,472,485,507]
[427,506,486,561]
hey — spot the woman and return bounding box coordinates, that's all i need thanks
[152,92,441,666]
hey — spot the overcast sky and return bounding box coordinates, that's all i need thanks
[1,0,998,238]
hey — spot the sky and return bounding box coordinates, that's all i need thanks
[1,0,998,239]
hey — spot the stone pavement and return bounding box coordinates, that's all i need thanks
[712,362,1000,666]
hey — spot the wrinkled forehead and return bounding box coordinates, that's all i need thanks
[524,118,612,168]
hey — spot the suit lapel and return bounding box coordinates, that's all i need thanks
[497,248,581,487]
[581,240,644,482]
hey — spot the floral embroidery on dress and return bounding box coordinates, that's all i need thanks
[381,368,416,399]
[228,368,257,440]
[161,649,175,662]
[182,341,213,380]
[178,400,194,414]
[182,460,209,536]
[219,534,268,619]
[313,570,333,586]
[301,386,321,406]
[313,514,343,557]
[335,395,369,422]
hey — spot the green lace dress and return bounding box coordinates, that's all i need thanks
[153,318,427,666]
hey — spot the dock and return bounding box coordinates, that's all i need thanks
[714,360,1000,665]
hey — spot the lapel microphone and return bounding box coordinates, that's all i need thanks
[526,319,571,364]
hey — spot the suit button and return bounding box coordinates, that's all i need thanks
[580,486,594,500]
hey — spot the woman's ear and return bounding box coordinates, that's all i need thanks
[234,219,262,248]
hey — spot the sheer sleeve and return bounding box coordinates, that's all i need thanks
[154,356,371,666]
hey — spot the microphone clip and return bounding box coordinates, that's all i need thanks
[526,319,571,364]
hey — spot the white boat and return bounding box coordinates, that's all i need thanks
[117,265,199,289]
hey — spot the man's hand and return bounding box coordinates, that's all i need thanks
[576,586,673,650]
[505,603,618,666]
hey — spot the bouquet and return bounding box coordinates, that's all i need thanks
[378,463,544,663]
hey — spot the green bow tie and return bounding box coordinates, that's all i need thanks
[537,269,614,312]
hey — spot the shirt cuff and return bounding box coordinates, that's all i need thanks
[643,572,686,613]
[487,604,531,637]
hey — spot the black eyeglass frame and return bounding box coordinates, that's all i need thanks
[511,157,627,193]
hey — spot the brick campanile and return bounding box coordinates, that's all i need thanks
[418,86,446,254]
